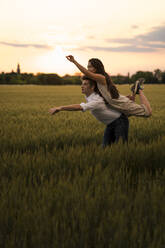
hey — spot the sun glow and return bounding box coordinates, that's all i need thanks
[36,45,74,75]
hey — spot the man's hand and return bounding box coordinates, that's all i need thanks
[66,55,75,63]
[126,95,135,102]
[49,107,61,115]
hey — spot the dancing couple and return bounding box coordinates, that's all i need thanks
[49,55,152,147]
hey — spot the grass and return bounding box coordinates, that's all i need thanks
[0,84,165,248]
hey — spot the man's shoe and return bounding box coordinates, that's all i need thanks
[131,78,145,95]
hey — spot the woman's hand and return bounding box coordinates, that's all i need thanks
[66,55,106,85]
[66,55,75,63]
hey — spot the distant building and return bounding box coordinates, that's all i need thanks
[17,63,21,74]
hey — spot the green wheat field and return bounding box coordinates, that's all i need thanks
[0,85,165,248]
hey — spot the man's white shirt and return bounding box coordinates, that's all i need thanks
[80,93,121,125]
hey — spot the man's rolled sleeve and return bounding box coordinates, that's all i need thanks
[80,103,87,112]
[80,101,101,112]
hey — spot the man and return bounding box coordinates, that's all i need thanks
[49,76,129,147]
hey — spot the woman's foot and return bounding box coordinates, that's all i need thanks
[131,78,145,95]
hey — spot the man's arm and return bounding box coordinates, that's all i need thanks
[66,55,106,85]
[49,104,83,115]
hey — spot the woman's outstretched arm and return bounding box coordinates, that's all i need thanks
[66,55,106,85]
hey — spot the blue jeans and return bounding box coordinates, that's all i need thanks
[103,114,129,147]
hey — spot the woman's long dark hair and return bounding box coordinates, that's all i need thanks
[89,58,119,99]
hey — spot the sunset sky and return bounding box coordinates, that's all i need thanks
[1,0,165,76]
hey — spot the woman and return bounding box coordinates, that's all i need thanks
[66,55,152,118]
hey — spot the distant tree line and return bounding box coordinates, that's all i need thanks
[0,69,165,85]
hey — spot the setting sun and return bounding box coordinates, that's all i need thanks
[36,45,75,75]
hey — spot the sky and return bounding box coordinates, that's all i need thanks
[0,0,165,76]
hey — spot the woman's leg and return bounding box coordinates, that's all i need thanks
[130,79,152,116]
[139,90,152,116]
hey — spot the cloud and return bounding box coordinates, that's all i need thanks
[131,25,139,29]
[71,25,165,53]
[139,26,165,42]
[75,45,154,53]
[104,25,165,52]
[1,25,165,54]
[0,41,52,50]
[87,35,96,39]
